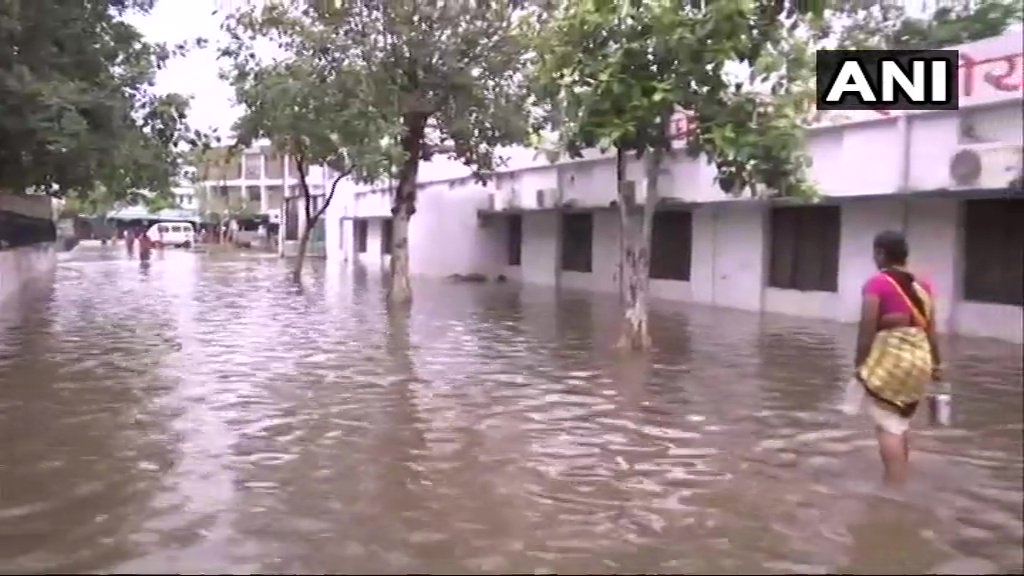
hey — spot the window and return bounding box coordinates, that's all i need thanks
[244,154,262,179]
[247,186,261,202]
[507,215,522,266]
[769,206,840,292]
[561,213,593,273]
[650,210,692,281]
[354,219,368,253]
[218,186,230,198]
[381,218,393,255]
[284,197,299,241]
[265,154,284,179]
[963,199,1024,306]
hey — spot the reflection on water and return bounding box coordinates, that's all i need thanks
[0,245,1021,574]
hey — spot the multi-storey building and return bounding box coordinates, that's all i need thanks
[194,144,336,254]
[172,180,199,212]
[194,145,310,216]
[327,29,1024,344]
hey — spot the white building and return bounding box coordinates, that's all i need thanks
[193,144,335,254]
[172,184,199,211]
[326,30,1024,344]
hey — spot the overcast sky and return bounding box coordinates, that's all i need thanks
[130,0,241,135]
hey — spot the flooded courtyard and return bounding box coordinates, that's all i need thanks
[0,246,1021,574]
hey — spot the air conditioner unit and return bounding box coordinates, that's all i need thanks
[949,143,1023,189]
[536,187,561,209]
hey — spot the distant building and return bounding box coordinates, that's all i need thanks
[193,145,337,256]
[171,181,199,212]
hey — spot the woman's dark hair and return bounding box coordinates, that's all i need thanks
[873,230,908,266]
[874,230,927,321]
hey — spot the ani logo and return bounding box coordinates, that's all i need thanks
[816,50,960,112]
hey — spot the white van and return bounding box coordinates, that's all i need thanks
[147,221,195,248]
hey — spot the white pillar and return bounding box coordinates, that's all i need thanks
[278,196,287,257]
[259,153,269,213]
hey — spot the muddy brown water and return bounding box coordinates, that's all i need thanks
[0,246,1021,574]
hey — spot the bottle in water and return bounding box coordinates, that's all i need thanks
[928,380,953,426]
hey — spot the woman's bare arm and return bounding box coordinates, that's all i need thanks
[855,294,880,368]
[927,301,942,374]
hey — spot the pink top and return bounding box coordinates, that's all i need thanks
[863,272,933,317]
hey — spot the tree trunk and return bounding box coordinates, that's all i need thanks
[617,147,664,352]
[389,113,427,304]
[293,221,311,282]
[292,153,313,282]
[292,170,347,283]
[389,202,414,302]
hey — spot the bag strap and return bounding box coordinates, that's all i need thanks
[880,274,930,329]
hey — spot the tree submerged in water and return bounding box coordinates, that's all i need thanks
[220,1,536,297]
[535,0,819,351]
[221,4,398,281]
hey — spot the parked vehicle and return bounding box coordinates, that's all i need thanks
[146,221,195,248]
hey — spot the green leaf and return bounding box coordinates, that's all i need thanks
[0,0,207,202]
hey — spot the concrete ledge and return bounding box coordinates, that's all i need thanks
[0,243,56,306]
[0,194,53,220]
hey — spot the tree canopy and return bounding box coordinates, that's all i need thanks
[536,0,819,198]
[832,0,1022,50]
[221,21,395,184]
[221,1,538,184]
[0,0,206,201]
[220,0,538,294]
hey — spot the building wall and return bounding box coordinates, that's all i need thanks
[520,212,559,286]
[493,198,1022,343]
[329,191,1022,346]
[0,245,55,307]
[341,180,507,277]
[0,194,56,307]
[0,194,53,220]
[408,181,500,277]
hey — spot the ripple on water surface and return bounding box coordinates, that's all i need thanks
[0,246,1021,574]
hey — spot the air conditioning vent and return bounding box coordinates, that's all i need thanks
[536,187,561,209]
[949,143,1023,189]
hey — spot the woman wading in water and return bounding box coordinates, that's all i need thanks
[851,230,943,486]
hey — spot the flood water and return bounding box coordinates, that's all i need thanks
[1,245,1021,574]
